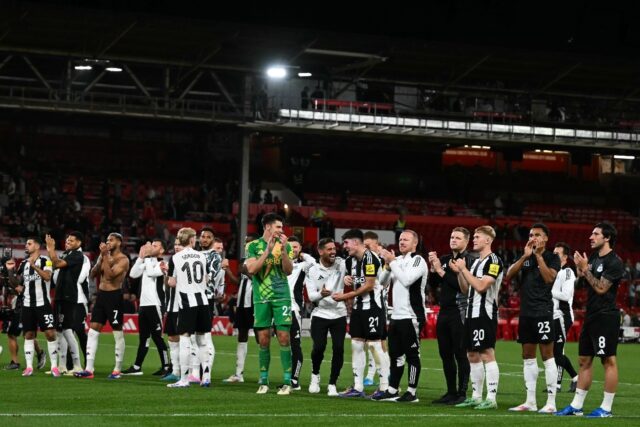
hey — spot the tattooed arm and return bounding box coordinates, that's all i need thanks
[581,269,613,295]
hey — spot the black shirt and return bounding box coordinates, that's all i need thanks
[54,249,84,303]
[519,249,561,317]
[586,251,624,319]
[432,251,477,315]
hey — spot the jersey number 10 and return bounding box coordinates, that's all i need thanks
[181,261,205,284]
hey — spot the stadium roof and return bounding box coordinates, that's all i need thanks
[1,1,639,102]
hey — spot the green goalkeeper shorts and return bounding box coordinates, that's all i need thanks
[254,300,292,331]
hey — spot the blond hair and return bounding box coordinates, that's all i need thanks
[177,227,196,246]
[474,225,496,240]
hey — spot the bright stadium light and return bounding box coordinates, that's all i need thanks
[105,66,122,72]
[614,155,635,160]
[266,66,287,79]
[298,72,312,77]
[74,65,92,70]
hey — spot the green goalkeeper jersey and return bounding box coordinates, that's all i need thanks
[245,237,293,304]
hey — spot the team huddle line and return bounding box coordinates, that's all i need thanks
[2,214,623,418]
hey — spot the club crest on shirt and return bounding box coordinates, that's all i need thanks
[596,264,603,273]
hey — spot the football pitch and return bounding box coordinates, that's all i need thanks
[0,334,638,426]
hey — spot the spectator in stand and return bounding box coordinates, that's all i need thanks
[7,178,16,199]
[263,189,273,205]
[144,220,157,240]
[310,206,327,228]
[311,85,324,102]
[76,177,84,205]
[273,196,284,216]
[393,212,407,244]
[624,259,636,280]
[72,197,81,213]
[620,309,631,328]
[301,86,310,109]
[147,186,157,201]
[494,195,504,216]
[628,282,636,308]
[508,289,521,308]
[113,181,122,214]
[143,200,156,222]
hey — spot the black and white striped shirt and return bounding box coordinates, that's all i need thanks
[171,247,209,308]
[19,257,53,308]
[466,253,504,320]
[345,249,381,311]
[236,273,253,309]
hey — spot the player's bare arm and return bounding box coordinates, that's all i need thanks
[99,251,130,291]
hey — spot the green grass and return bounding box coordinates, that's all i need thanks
[0,333,638,426]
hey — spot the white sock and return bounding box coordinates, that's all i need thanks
[179,336,191,382]
[470,362,485,400]
[380,350,391,387]
[190,335,200,380]
[236,341,248,377]
[351,340,366,392]
[485,361,499,402]
[601,392,615,412]
[113,330,125,372]
[62,329,81,369]
[523,358,538,405]
[366,348,376,380]
[169,341,180,376]
[47,339,59,369]
[24,339,35,369]
[196,334,214,382]
[58,335,68,369]
[570,388,588,410]
[368,342,389,391]
[85,329,100,373]
[544,358,558,406]
[407,386,416,395]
